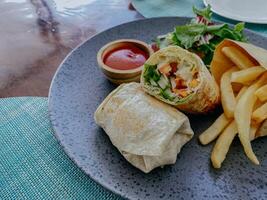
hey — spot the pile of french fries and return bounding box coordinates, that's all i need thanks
[199,46,267,168]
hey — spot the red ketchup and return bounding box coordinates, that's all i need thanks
[103,44,149,70]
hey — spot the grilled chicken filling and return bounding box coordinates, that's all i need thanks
[143,61,200,101]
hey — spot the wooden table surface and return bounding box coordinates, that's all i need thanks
[0,0,142,97]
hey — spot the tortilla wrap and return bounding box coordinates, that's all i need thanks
[140,46,220,114]
[94,82,194,173]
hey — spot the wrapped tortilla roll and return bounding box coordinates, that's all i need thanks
[210,39,267,83]
[140,46,220,114]
[94,82,194,173]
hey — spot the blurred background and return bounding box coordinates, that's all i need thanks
[0,0,141,97]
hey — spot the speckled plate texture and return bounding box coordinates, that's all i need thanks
[49,17,267,200]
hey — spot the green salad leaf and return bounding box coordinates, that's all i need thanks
[174,24,206,49]
[154,5,247,66]
[234,22,245,33]
[209,23,247,42]
[193,5,212,21]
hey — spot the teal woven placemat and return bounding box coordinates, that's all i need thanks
[132,0,267,36]
[0,97,121,200]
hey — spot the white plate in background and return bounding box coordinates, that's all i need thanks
[203,0,267,24]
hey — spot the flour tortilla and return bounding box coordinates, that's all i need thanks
[94,82,194,173]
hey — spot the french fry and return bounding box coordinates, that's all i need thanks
[199,114,230,145]
[220,68,238,118]
[234,72,267,165]
[222,46,255,69]
[212,120,261,169]
[252,102,267,124]
[231,66,265,85]
[255,85,267,102]
[199,87,247,145]
[249,123,261,141]
[211,121,237,168]
[250,100,263,139]
[236,86,248,99]
[255,120,267,138]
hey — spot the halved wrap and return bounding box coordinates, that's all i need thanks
[140,46,220,114]
[210,39,267,83]
[94,82,194,173]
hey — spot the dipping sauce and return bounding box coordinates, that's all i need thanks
[103,44,149,70]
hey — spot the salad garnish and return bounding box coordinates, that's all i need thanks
[154,5,247,65]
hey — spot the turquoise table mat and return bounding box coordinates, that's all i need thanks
[0,97,120,200]
[132,0,267,37]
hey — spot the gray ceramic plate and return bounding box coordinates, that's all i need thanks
[48,17,267,200]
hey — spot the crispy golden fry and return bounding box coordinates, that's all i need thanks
[222,47,255,69]
[199,114,230,145]
[221,68,238,118]
[211,119,261,169]
[211,121,237,168]
[255,85,267,102]
[255,120,267,138]
[231,66,265,85]
[236,86,248,99]
[250,123,261,141]
[252,102,267,124]
[234,73,267,165]
[199,86,247,145]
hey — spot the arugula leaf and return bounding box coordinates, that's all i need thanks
[193,5,212,21]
